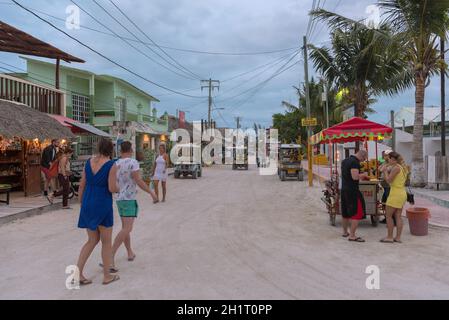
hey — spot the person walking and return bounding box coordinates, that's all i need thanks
[106,141,158,272]
[75,138,120,286]
[152,144,169,202]
[341,150,369,242]
[40,139,59,196]
[380,151,408,244]
[47,148,73,209]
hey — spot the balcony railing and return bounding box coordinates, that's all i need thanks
[0,74,65,115]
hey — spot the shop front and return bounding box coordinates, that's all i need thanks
[0,99,74,198]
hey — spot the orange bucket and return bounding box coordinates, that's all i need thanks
[406,207,430,236]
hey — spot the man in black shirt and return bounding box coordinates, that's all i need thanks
[341,149,368,242]
[40,139,59,196]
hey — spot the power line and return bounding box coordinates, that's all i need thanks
[87,0,201,81]
[69,0,198,81]
[107,0,202,80]
[0,1,300,57]
[11,0,204,99]
[217,50,301,104]
[221,50,299,83]
[217,50,300,97]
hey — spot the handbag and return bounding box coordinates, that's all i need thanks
[406,186,415,205]
[397,164,414,205]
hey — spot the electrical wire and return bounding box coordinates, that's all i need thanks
[69,0,198,81]
[0,1,300,57]
[87,0,201,81]
[11,0,205,99]
[107,0,203,80]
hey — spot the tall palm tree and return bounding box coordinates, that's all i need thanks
[310,0,449,186]
[308,22,412,119]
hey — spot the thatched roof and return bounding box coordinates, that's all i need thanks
[0,99,75,140]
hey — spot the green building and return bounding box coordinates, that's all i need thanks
[14,57,169,156]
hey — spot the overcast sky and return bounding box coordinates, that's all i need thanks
[0,0,445,128]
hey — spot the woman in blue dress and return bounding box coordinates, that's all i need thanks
[76,138,120,285]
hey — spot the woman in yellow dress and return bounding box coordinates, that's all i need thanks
[380,152,408,243]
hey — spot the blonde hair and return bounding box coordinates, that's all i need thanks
[389,151,408,175]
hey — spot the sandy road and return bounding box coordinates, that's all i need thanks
[1,165,449,299]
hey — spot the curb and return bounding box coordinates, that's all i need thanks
[304,168,449,230]
[0,201,63,226]
[412,190,449,209]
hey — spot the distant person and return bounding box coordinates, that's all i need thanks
[75,138,120,286]
[341,150,369,242]
[47,148,73,209]
[40,139,59,196]
[152,144,169,202]
[379,150,393,224]
[107,141,158,272]
[380,151,408,244]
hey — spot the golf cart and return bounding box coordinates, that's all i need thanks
[173,143,202,179]
[278,144,304,181]
[232,145,248,170]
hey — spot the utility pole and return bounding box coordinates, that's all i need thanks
[235,116,241,129]
[303,35,313,187]
[441,37,446,156]
[201,79,220,129]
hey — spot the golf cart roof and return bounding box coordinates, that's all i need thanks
[280,144,302,149]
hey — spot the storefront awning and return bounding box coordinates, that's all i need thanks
[48,115,111,137]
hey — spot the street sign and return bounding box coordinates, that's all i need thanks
[301,118,317,127]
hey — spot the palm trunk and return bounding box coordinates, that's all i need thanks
[411,75,426,187]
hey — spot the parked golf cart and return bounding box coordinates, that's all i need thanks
[232,145,248,170]
[173,144,202,179]
[278,144,304,181]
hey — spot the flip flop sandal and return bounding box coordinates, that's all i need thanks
[342,233,350,238]
[349,237,365,242]
[380,239,394,243]
[99,263,119,273]
[79,279,92,286]
[128,255,136,262]
[102,275,120,286]
[394,239,402,243]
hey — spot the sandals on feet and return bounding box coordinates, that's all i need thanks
[342,233,350,238]
[380,238,394,243]
[102,275,120,285]
[99,263,119,273]
[349,237,365,242]
[394,239,402,243]
[128,254,136,262]
[78,278,92,286]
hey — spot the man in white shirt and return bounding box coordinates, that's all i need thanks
[108,141,158,272]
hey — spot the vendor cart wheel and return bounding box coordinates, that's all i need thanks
[330,214,337,226]
[370,215,379,227]
[280,171,286,181]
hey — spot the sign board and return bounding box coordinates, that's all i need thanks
[301,118,317,127]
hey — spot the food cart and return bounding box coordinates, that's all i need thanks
[310,117,393,227]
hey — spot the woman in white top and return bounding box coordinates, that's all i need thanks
[152,144,169,202]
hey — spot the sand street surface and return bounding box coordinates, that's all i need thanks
[1,165,449,299]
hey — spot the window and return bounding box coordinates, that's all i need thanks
[72,93,90,123]
[117,97,127,122]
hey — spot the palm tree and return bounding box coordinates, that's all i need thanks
[310,0,449,186]
[308,22,412,119]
